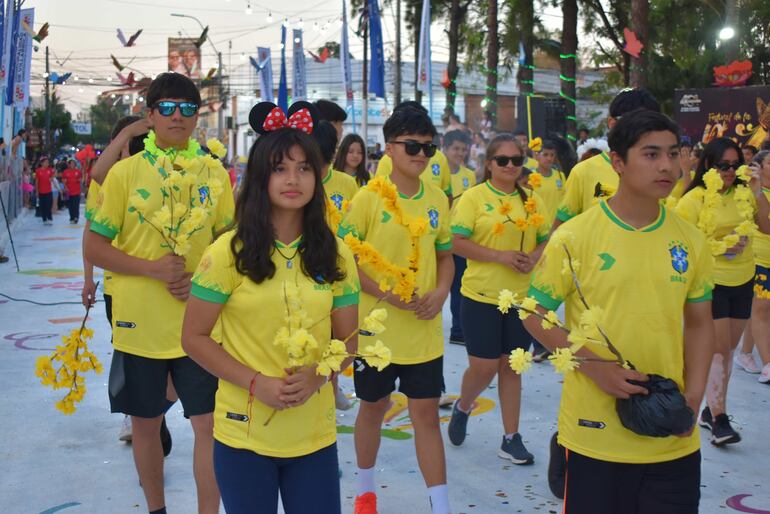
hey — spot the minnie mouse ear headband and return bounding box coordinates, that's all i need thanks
[248,101,319,136]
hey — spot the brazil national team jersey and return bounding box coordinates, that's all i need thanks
[529,200,713,464]
[90,145,235,359]
[534,168,567,225]
[556,152,617,222]
[754,188,770,268]
[323,167,359,211]
[676,186,757,287]
[191,230,360,457]
[452,181,550,302]
[340,179,452,364]
[450,165,477,202]
[376,150,452,197]
[85,181,113,295]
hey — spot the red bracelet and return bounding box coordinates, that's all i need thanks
[246,372,259,436]
[248,372,259,397]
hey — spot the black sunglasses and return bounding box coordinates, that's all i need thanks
[153,101,199,117]
[493,155,525,167]
[390,140,437,157]
[714,161,740,172]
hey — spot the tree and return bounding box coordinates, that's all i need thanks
[582,0,631,86]
[87,96,131,145]
[485,0,499,123]
[443,0,471,113]
[629,0,649,87]
[31,92,76,150]
[561,0,578,141]
[316,41,353,60]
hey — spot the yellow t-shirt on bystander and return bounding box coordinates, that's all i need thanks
[90,148,235,359]
[191,230,360,458]
[556,153,617,222]
[339,179,452,365]
[451,181,550,302]
[324,167,359,211]
[85,181,114,296]
[450,165,477,202]
[533,168,567,224]
[529,200,713,464]
[753,188,770,268]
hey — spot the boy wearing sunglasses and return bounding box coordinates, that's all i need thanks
[341,108,454,514]
[375,101,453,199]
[553,88,661,231]
[85,73,234,514]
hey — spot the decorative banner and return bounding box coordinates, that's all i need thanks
[292,29,306,101]
[10,7,32,108]
[416,0,431,94]
[340,0,355,129]
[673,85,770,149]
[0,0,5,85]
[0,0,11,90]
[4,1,18,106]
[278,25,288,112]
[167,38,201,79]
[256,46,274,102]
[367,0,385,98]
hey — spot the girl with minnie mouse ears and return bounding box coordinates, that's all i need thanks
[182,100,361,514]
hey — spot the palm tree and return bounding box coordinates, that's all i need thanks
[445,0,471,113]
[629,0,648,87]
[561,0,578,140]
[485,0,499,123]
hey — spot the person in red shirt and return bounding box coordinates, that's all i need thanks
[35,157,54,224]
[62,159,83,224]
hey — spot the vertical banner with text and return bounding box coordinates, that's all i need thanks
[256,46,274,103]
[292,29,307,101]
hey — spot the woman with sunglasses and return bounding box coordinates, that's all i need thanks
[447,133,550,464]
[676,137,770,446]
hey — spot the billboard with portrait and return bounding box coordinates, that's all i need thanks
[168,38,201,79]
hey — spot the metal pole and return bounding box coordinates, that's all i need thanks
[45,46,50,154]
[394,0,401,106]
[217,51,224,141]
[0,188,20,271]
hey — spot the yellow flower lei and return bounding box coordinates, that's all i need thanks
[494,193,546,250]
[345,176,428,301]
[34,308,103,415]
[697,167,757,256]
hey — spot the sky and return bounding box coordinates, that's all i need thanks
[26,0,568,115]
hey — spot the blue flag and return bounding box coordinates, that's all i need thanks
[278,25,288,112]
[367,0,385,98]
[4,1,18,106]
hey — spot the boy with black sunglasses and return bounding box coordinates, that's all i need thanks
[341,107,454,514]
[85,73,234,514]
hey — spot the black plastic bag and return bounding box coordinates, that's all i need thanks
[615,374,694,438]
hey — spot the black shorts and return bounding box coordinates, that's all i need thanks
[563,449,700,514]
[108,350,217,418]
[354,355,443,402]
[712,280,753,320]
[461,296,532,359]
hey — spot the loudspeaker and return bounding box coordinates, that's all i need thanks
[517,95,567,139]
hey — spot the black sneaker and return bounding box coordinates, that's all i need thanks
[161,416,173,457]
[547,432,566,499]
[711,413,741,446]
[498,433,534,465]
[447,400,470,446]
[698,406,713,432]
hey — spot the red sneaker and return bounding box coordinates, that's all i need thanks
[354,492,378,514]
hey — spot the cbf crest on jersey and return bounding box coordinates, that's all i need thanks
[330,193,344,210]
[428,207,440,229]
[432,163,440,176]
[669,242,689,274]
[462,177,470,188]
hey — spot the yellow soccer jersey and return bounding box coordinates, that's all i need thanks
[85,181,113,295]
[534,168,567,224]
[191,230,360,458]
[376,150,452,197]
[530,200,713,464]
[450,165,477,201]
[524,156,538,172]
[90,149,235,359]
[452,181,550,302]
[754,188,770,268]
[670,170,695,200]
[556,153,617,222]
[339,179,452,364]
[676,186,756,287]
[324,167,359,211]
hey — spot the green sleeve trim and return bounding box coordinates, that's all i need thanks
[333,291,360,309]
[337,223,360,239]
[527,285,562,311]
[84,208,95,221]
[190,283,230,304]
[451,225,473,237]
[435,240,453,251]
[444,185,453,197]
[556,207,574,222]
[536,233,549,244]
[686,288,713,304]
[90,219,119,240]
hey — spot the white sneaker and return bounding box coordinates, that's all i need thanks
[759,363,770,384]
[734,352,761,374]
[118,415,132,442]
[335,387,353,410]
[439,393,455,407]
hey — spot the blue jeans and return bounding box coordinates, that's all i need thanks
[213,440,341,514]
[450,254,467,340]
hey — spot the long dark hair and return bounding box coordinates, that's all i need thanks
[684,137,743,195]
[483,133,529,202]
[333,133,369,186]
[232,128,345,284]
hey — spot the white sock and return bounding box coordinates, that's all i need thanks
[428,484,450,514]
[504,432,516,441]
[357,466,375,496]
